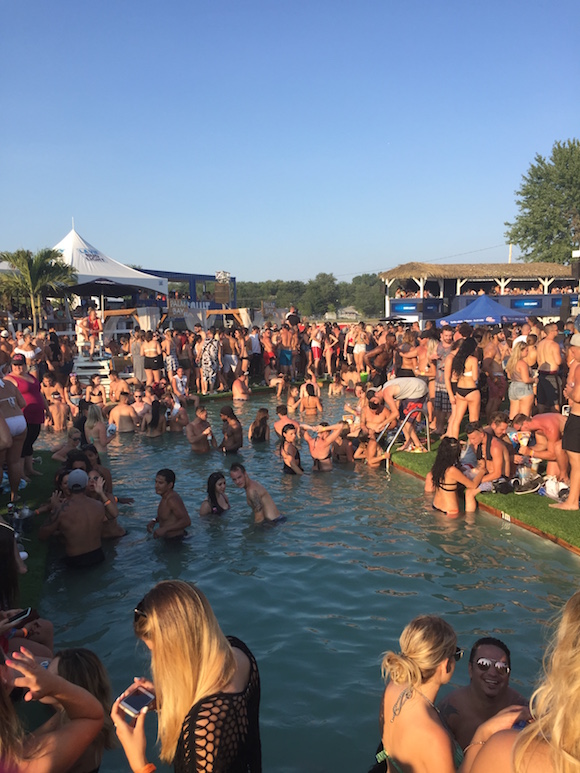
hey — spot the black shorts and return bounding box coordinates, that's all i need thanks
[537,372,562,407]
[64,547,105,569]
[562,413,580,454]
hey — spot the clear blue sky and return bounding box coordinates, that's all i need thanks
[2,0,579,281]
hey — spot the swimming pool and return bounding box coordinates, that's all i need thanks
[37,394,580,772]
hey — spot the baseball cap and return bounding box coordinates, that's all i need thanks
[0,330,9,338]
[11,353,26,366]
[68,469,88,493]
[570,333,580,347]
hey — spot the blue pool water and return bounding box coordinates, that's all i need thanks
[36,393,580,772]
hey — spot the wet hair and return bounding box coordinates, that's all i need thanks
[305,383,315,396]
[54,648,116,751]
[220,405,236,420]
[381,615,457,688]
[276,405,288,416]
[65,449,92,471]
[156,468,176,486]
[0,523,19,609]
[229,462,246,475]
[281,423,296,439]
[514,591,580,772]
[465,421,483,435]
[206,472,225,511]
[430,437,462,489]
[451,337,478,377]
[133,581,235,762]
[469,637,511,669]
[149,399,161,430]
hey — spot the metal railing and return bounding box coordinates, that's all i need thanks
[375,407,431,477]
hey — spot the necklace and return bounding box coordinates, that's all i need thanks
[414,687,440,716]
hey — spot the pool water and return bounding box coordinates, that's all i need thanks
[36,393,580,773]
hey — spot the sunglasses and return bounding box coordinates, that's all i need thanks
[134,601,147,623]
[454,647,464,662]
[474,657,510,675]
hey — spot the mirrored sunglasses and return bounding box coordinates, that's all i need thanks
[475,657,510,675]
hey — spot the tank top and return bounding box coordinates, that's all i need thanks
[8,374,45,424]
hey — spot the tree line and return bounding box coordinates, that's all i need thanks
[236,272,385,317]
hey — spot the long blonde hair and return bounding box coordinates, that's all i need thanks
[134,581,235,763]
[0,654,24,765]
[86,404,105,432]
[506,341,528,380]
[381,615,456,687]
[514,591,580,772]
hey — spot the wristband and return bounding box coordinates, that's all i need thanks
[135,765,156,773]
[104,499,111,507]
[464,740,486,753]
[530,450,534,458]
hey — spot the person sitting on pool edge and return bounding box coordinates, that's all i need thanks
[147,468,191,539]
[424,437,486,515]
[229,463,285,524]
[438,636,528,750]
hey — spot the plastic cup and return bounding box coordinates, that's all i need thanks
[359,372,368,383]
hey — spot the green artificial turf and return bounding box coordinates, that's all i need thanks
[392,447,580,552]
[3,451,60,609]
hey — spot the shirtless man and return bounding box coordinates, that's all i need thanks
[482,327,508,420]
[41,373,65,405]
[219,406,243,453]
[48,390,70,431]
[164,395,189,432]
[511,412,568,480]
[80,309,102,361]
[229,463,284,524]
[536,322,563,412]
[107,371,130,405]
[38,469,106,568]
[279,323,293,376]
[273,405,300,437]
[374,377,428,451]
[131,389,151,420]
[185,405,217,453]
[363,332,396,384]
[146,468,191,539]
[108,393,140,433]
[550,333,580,510]
[438,636,527,749]
[467,416,511,490]
[232,372,251,401]
[300,422,343,472]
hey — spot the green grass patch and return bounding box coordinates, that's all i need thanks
[2,451,61,609]
[392,446,580,551]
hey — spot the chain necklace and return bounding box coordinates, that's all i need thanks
[390,685,440,723]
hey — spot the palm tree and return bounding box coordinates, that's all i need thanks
[0,249,77,334]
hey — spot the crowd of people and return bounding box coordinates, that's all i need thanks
[1,304,580,773]
[393,284,578,298]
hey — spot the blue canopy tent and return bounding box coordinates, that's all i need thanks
[436,294,530,327]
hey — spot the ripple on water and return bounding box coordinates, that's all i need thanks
[35,395,580,772]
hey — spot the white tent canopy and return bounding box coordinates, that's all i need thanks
[53,228,168,295]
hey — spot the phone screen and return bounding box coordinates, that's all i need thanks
[121,688,154,714]
[7,607,31,626]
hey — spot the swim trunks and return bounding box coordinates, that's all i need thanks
[64,547,105,569]
[279,349,292,367]
[562,413,580,454]
[537,371,562,407]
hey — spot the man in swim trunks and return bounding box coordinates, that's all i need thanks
[108,392,140,433]
[38,469,106,568]
[219,405,243,453]
[279,323,293,376]
[186,405,217,453]
[550,333,580,511]
[536,322,563,413]
[147,468,191,539]
[229,462,284,523]
[438,636,527,749]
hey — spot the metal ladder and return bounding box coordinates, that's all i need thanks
[375,407,431,478]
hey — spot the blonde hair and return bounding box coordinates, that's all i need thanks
[0,670,24,765]
[514,591,580,773]
[86,404,105,432]
[134,581,235,763]
[506,341,528,380]
[381,615,456,688]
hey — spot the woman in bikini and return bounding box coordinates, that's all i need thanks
[424,437,485,516]
[84,405,112,454]
[300,383,323,417]
[323,323,339,378]
[280,424,303,475]
[199,472,231,515]
[65,373,84,416]
[353,322,369,375]
[85,374,106,407]
[248,408,270,442]
[376,615,520,773]
[447,338,480,439]
[141,331,163,386]
[506,341,536,420]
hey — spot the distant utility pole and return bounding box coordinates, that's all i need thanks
[508,243,513,264]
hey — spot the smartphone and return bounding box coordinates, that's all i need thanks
[6,607,32,628]
[119,686,156,718]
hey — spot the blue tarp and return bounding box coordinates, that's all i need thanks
[436,294,530,327]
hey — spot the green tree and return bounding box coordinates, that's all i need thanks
[352,273,384,317]
[505,139,580,264]
[302,273,339,317]
[0,249,77,333]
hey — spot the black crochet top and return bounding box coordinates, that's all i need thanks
[173,637,261,773]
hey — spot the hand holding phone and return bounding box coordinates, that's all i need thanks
[118,685,156,719]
